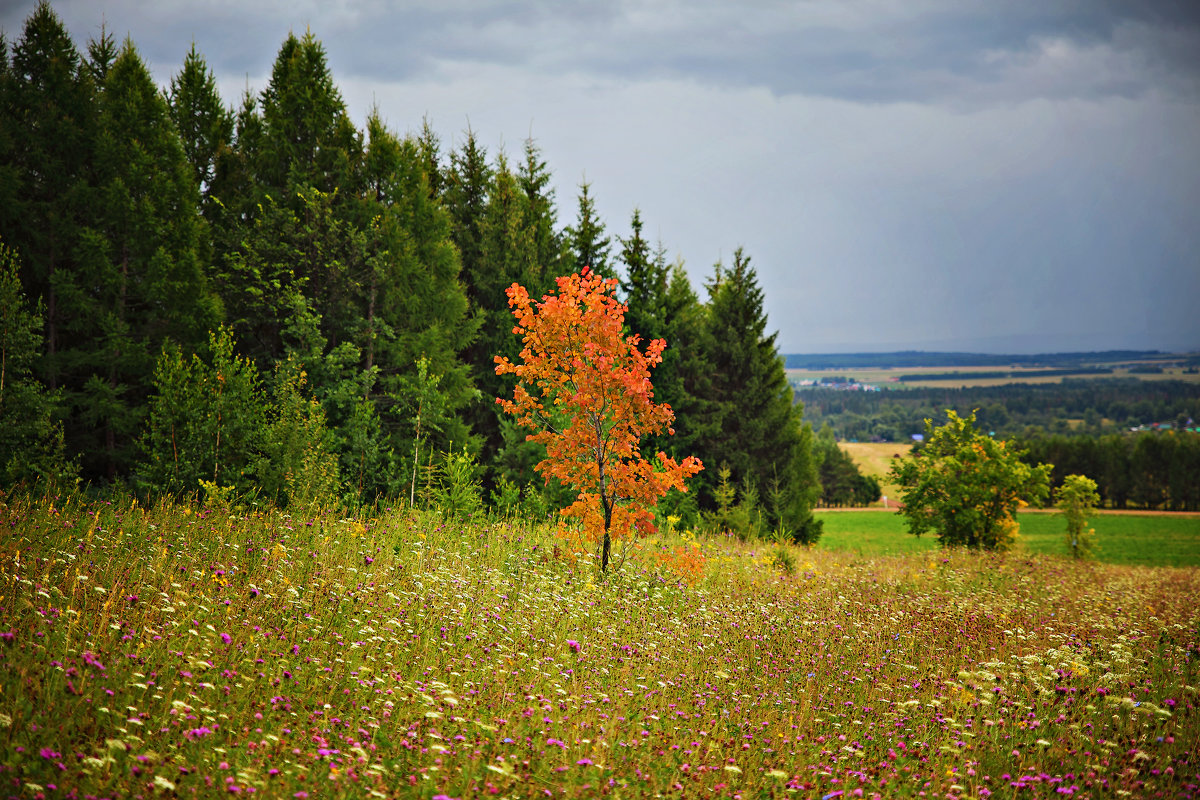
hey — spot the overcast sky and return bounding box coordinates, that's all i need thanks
[5,0,1199,354]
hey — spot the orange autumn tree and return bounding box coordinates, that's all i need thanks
[495,268,703,572]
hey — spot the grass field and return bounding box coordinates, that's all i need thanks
[818,509,1200,567]
[2,496,1198,799]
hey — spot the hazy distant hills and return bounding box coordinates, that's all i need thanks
[783,351,1177,370]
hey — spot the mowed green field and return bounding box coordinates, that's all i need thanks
[817,509,1200,567]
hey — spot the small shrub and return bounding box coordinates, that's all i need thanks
[770,544,797,575]
[488,475,522,517]
[1057,473,1100,559]
[426,448,483,520]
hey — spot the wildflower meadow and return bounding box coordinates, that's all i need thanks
[2,495,1198,799]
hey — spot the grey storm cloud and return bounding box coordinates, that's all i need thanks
[277,0,1200,100]
[2,0,1198,353]
[11,0,1200,103]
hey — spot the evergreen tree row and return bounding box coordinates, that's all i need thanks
[0,3,821,540]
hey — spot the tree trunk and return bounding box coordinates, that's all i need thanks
[47,246,57,389]
[600,498,613,572]
[365,277,377,375]
[597,419,611,571]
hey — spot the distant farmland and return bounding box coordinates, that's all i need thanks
[838,441,909,502]
[786,350,1200,389]
[790,363,1200,389]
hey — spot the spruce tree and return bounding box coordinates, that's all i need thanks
[67,38,219,480]
[0,31,13,221]
[517,138,565,288]
[566,180,613,278]
[415,117,444,199]
[464,154,543,477]
[167,44,234,218]
[215,90,265,238]
[615,215,715,468]
[618,209,665,343]
[256,31,361,198]
[1,2,95,392]
[444,127,492,306]
[3,18,216,483]
[658,260,720,462]
[617,213,688,458]
[220,183,392,499]
[361,116,480,494]
[696,248,821,541]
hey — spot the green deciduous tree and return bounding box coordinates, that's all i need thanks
[401,356,450,506]
[139,328,341,508]
[1056,473,1099,559]
[258,357,341,509]
[890,410,1052,550]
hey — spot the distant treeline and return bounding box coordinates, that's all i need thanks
[803,379,1200,510]
[896,367,1114,382]
[1015,432,1200,511]
[801,379,1200,443]
[785,350,1166,370]
[813,430,881,508]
